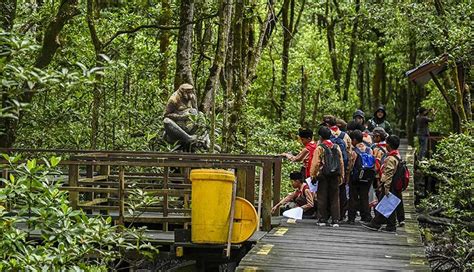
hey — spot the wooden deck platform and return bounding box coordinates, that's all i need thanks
[237,142,430,271]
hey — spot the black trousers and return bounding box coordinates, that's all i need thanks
[373,189,403,228]
[348,180,371,221]
[317,175,340,222]
[339,184,348,220]
[396,192,405,223]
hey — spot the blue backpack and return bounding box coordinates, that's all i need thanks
[351,147,376,183]
[330,132,349,171]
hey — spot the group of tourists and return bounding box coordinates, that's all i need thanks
[274,107,409,233]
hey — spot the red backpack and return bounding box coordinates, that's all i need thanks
[392,156,410,192]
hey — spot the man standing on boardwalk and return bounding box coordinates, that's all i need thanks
[310,126,344,227]
[416,107,435,160]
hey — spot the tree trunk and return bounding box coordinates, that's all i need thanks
[201,0,233,113]
[158,0,171,99]
[34,0,79,71]
[406,34,416,146]
[342,0,360,102]
[86,0,104,150]
[381,62,387,104]
[174,0,194,89]
[299,66,308,126]
[225,0,277,151]
[371,53,383,109]
[227,0,244,150]
[0,0,78,148]
[327,22,340,96]
[311,88,321,128]
[278,0,304,119]
[452,63,468,128]
[0,0,17,31]
[279,0,291,119]
[399,83,407,134]
[357,61,364,110]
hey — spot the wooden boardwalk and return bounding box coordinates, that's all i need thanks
[237,142,430,271]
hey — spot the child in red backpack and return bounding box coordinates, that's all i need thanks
[362,135,404,232]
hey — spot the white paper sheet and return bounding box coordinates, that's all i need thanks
[306,177,318,193]
[375,192,401,218]
[282,207,303,220]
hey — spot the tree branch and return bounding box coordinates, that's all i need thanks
[103,12,218,49]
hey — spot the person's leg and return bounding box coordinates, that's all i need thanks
[419,136,428,159]
[338,184,347,221]
[316,176,329,222]
[347,181,357,222]
[329,177,340,223]
[360,181,371,222]
[396,191,405,224]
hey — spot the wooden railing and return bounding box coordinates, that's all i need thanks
[0,149,282,231]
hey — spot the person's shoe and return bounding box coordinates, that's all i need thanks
[398,221,405,227]
[331,221,340,227]
[380,226,396,233]
[317,220,327,226]
[361,222,381,231]
[345,220,355,225]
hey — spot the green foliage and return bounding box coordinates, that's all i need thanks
[418,129,473,271]
[419,132,473,222]
[0,154,159,271]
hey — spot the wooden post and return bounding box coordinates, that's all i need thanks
[1,169,8,187]
[262,161,273,231]
[236,168,247,198]
[245,166,256,204]
[273,159,282,215]
[118,166,125,226]
[98,164,110,215]
[85,163,94,207]
[225,180,237,258]
[98,165,110,177]
[68,164,79,209]
[163,167,169,231]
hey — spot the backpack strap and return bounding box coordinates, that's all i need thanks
[337,131,346,140]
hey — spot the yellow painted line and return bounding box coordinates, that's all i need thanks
[257,244,274,255]
[405,227,416,234]
[243,267,259,272]
[287,218,297,224]
[410,254,428,265]
[273,227,288,236]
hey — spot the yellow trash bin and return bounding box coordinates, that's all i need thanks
[190,169,235,244]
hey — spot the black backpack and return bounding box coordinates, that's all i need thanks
[320,144,341,177]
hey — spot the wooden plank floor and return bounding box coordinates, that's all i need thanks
[237,141,430,271]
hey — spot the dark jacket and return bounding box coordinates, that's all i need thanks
[368,106,392,134]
